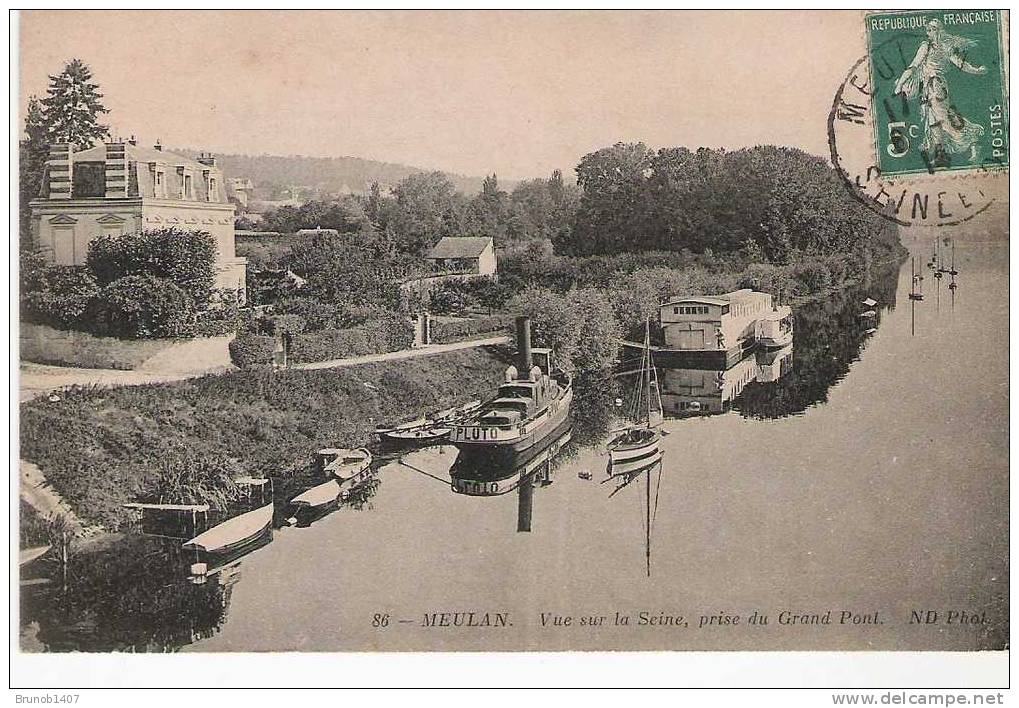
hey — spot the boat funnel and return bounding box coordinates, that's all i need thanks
[516,316,533,372]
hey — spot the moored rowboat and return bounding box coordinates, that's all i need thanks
[290,479,341,509]
[319,448,373,480]
[182,502,274,553]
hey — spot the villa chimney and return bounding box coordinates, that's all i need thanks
[153,140,162,152]
[196,153,217,167]
[104,142,128,198]
[128,135,137,146]
[46,143,73,200]
[516,316,533,372]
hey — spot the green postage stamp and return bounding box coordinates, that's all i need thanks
[866,10,1008,176]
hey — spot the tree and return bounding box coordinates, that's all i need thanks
[41,59,110,148]
[386,172,466,254]
[565,142,654,255]
[20,97,50,248]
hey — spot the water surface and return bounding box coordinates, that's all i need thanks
[21,243,1008,652]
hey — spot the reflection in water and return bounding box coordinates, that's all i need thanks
[449,419,573,533]
[659,345,794,419]
[21,534,235,652]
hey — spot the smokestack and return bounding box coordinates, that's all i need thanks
[517,478,533,533]
[515,316,532,372]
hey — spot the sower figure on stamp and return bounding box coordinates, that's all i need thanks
[894,19,988,166]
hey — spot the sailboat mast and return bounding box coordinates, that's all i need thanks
[645,452,651,578]
[644,318,652,425]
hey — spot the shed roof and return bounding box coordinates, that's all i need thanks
[426,236,493,259]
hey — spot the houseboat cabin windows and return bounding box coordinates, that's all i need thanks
[673,305,710,315]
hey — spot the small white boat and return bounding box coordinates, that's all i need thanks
[377,400,482,444]
[608,429,662,474]
[862,298,877,307]
[320,448,373,480]
[756,305,794,349]
[290,479,341,509]
[182,502,274,553]
[375,416,428,437]
[381,425,451,443]
[859,310,877,318]
[19,545,51,566]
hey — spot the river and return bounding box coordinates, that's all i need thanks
[20,242,1008,652]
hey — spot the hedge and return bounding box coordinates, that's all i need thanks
[289,315,414,364]
[21,265,100,329]
[430,314,515,344]
[229,315,415,368]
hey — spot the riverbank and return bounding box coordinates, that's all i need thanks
[20,345,513,530]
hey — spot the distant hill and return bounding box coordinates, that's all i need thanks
[174,149,503,198]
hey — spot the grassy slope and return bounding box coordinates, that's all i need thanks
[20,345,512,529]
[20,323,174,371]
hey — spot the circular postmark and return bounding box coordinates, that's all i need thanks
[828,34,1002,227]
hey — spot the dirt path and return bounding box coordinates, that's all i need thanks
[19,335,236,402]
[291,335,512,371]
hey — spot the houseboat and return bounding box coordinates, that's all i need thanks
[629,289,788,367]
[448,317,572,458]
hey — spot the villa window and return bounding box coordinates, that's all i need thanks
[184,174,193,199]
[154,170,164,197]
[207,177,216,202]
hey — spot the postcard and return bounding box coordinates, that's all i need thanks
[13,9,1009,688]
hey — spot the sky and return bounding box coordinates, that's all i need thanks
[19,10,867,180]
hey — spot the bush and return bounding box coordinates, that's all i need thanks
[271,314,307,336]
[791,261,833,295]
[87,274,197,339]
[229,333,276,370]
[193,289,242,337]
[508,286,620,372]
[429,284,472,314]
[21,265,100,329]
[86,228,217,304]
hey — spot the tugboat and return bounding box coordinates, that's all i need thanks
[448,317,572,459]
